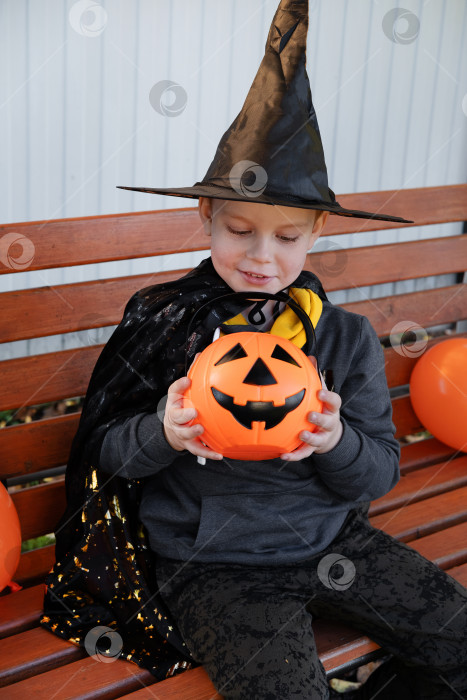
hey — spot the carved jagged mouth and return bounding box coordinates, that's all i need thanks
[211,387,305,430]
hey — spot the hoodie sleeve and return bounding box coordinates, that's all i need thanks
[311,314,400,501]
[98,412,186,479]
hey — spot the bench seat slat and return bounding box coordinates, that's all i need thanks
[408,521,467,570]
[0,585,44,639]
[446,562,467,587]
[399,439,456,474]
[2,529,467,696]
[370,486,467,542]
[0,654,155,700]
[0,627,85,687]
[369,455,467,516]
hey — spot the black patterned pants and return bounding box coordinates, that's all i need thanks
[155,508,467,699]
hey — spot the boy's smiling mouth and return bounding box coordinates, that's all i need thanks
[240,270,274,285]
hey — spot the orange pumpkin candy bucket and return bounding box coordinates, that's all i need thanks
[183,292,323,460]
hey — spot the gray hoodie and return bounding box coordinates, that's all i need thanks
[98,300,400,565]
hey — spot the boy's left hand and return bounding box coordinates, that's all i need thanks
[280,387,343,461]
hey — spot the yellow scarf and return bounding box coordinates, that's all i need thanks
[222,288,323,348]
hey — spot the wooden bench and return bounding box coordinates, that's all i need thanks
[1,184,466,698]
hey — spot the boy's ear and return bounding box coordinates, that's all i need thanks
[308,210,329,249]
[198,197,213,236]
[312,210,329,236]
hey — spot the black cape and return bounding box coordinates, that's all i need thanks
[40,257,327,679]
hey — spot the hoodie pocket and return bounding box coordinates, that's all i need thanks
[193,482,317,556]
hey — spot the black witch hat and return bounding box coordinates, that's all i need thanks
[118,0,411,223]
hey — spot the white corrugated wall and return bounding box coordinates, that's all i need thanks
[0,0,466,358]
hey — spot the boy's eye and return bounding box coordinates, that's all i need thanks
[226,225,298,243]
[227,226,250,235]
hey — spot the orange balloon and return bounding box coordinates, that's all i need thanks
[0,481,22,592]
[185,332,323,460]
[409,338,467,452]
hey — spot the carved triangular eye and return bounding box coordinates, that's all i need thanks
[271,344,300,367]
[215,343,248,365]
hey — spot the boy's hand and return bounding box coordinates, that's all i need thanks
[163,376,223,461]
[280,387,343,461]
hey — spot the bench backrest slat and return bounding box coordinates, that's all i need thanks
[343,284,466,337]
[0,185,465,273]
[307,235,467,292]
[0,271,186,343]
[11,482,66,542]
[2,236,466,344]
[0,415,79,481]
[0,347,101,411]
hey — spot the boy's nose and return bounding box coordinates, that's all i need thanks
[248,235,273,262]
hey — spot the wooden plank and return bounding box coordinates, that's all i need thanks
[383,332,467,389]
[0,271,185,344]
[369,455,467,516]
[399,438,456,474]
[0,627,85,687]
[447,562,467,588]
[305,235,467,293]
[1,186,465,275]
[0,414,79,480]
[2,235,465,344]
[343,284,467,338]
[369,487,467,542]
[120,666,221,699]
[331,185,467,232]
[1,288,463,414]
[0,654,155,699]
[391,395,424,439]
[408,521,467,570]
[0,347,99,411]
[0,585,44,639]
[0,208,209,273]
[11,481,65,542]
[14,545,56,588]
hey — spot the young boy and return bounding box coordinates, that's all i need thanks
[41,1,467,697]
[95,194,467,699]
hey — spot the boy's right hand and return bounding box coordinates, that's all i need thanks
[163,376,223,461]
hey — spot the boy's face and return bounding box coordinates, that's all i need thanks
[198,197,328,293]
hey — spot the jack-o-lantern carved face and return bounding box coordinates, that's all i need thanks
[185,332,323,460]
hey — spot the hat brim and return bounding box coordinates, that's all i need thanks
[116,185,413,224]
